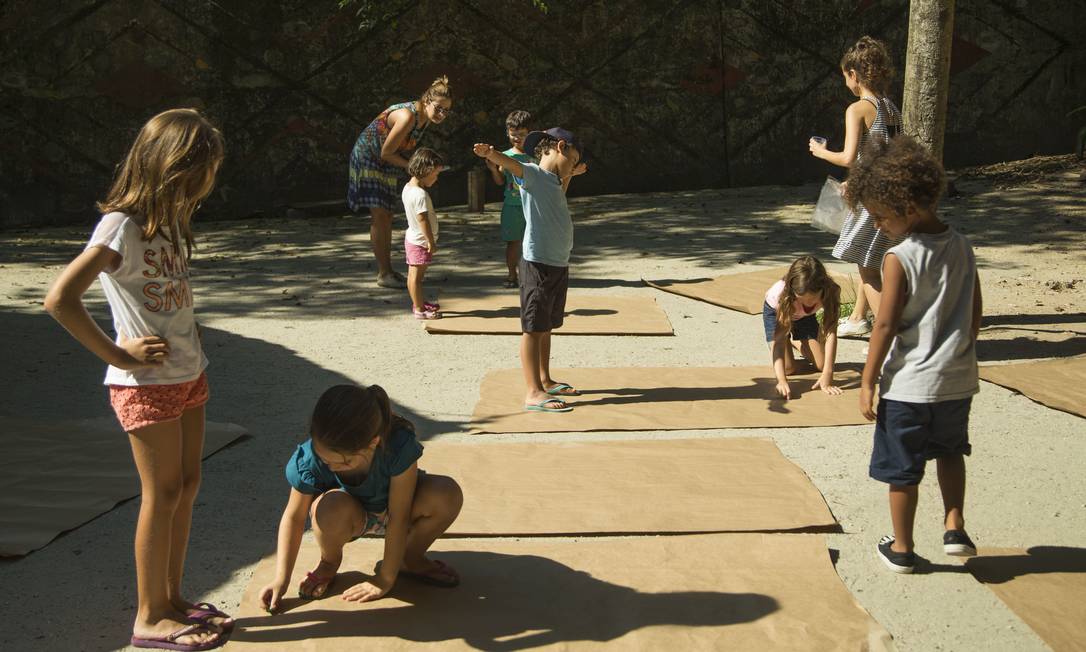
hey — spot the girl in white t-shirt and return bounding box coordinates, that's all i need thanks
[762,256,843,400]
[401,148,445,319]
[45,109,229,651]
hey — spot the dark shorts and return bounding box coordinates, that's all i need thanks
[869,397,973,486]
[762,302,820,342]
[520,259,568,332]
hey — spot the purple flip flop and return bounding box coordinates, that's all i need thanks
[186,602,234,631]
[130,623,224,651]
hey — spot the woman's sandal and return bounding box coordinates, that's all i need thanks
[130,623,224,651]
[185,602,234,632]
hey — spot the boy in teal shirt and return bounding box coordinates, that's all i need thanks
[485,110,533,288]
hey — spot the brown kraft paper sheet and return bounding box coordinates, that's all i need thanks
[227,534,893,652]
[424,294,674,336]
[967,547,1086,652]
[979,355,1086,420]
[645,266,858,315]
[423,437,836,535]
[470,365,868,434]
[0,417,247,556]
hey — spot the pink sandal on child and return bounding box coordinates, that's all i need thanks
[413,307,442,320]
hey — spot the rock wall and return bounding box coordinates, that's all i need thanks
[1,0,1083,226]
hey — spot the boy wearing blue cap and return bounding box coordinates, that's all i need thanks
[473,128,587,412]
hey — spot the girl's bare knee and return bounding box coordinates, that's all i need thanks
[312,490,357,536]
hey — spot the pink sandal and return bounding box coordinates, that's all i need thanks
[413,307,442,320]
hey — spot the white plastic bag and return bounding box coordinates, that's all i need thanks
[811,176,847,234]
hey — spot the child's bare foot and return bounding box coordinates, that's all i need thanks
[299,558,341,599]
[524,390,571,413]
[401,557,460,587]
[132,611,221,650]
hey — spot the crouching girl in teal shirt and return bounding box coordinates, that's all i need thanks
[260,384,463,611]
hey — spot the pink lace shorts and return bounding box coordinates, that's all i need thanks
[405,240,433,266]
[109,372,210,432]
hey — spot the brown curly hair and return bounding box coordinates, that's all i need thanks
[775,256,841,340]
[840,36,894,96]
[844,136,946,222]
[407,147,443,178]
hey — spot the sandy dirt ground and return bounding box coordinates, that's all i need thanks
[1,156,1083,651]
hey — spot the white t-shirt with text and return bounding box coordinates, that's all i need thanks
[401,184,438,248]
[86,212,208,386]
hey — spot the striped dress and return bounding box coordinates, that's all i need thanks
[832,96,904,268]
[347,102,428,213]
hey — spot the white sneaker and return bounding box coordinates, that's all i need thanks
[837,318,872,337]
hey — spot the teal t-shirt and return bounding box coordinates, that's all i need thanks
[517,162,573,268]
[284,427,424,513]
[502,148,533,206]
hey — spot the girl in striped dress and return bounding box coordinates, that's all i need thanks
[810,36,902,335]
[348,76,452,288]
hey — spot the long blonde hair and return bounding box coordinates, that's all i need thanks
[776,256,841,339]
[97,108,225,259]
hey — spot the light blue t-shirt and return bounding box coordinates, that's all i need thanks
[284,427,423,513]
[517,162,573,268]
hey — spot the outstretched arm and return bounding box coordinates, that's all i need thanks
[342,464,419,603]
[260,488,315,612]
[474,143,523,179]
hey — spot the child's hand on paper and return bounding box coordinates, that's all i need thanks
[342,577,391,603]
[775,380,791,400]
[813,375,842,396]
[259,579,289,613]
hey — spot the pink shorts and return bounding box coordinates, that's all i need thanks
[405,240,433,266]
[109,372,210,432]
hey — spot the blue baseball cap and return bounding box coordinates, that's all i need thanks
[522,127,585,161]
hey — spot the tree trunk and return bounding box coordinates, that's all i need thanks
[902,0,955,160]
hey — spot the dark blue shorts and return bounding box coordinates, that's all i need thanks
[520,259,568,332]
[869,397,973,486]
[762,302,820,342]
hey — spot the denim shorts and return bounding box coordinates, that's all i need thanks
[869,397,973,486]
[762,302,820,342]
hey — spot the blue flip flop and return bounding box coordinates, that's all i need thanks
[545,383,581,396]
[525,398,573,413]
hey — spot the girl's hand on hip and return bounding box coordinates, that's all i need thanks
[813,376,842,396]
[342,577,391,603]
[775,380,791,400]
[426,240,437,254]
[859,387,877,421]
[117,335,170,368]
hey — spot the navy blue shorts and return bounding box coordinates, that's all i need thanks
[762,302,820,342]
[869,397,973,486]
[520,259,568,332]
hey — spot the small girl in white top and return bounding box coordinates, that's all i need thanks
[401,148,445,320]
[763,256,843,400]
[45,109,229,651]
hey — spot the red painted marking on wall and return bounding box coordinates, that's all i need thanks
[951,35,991,75]
[681,63,746,95]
